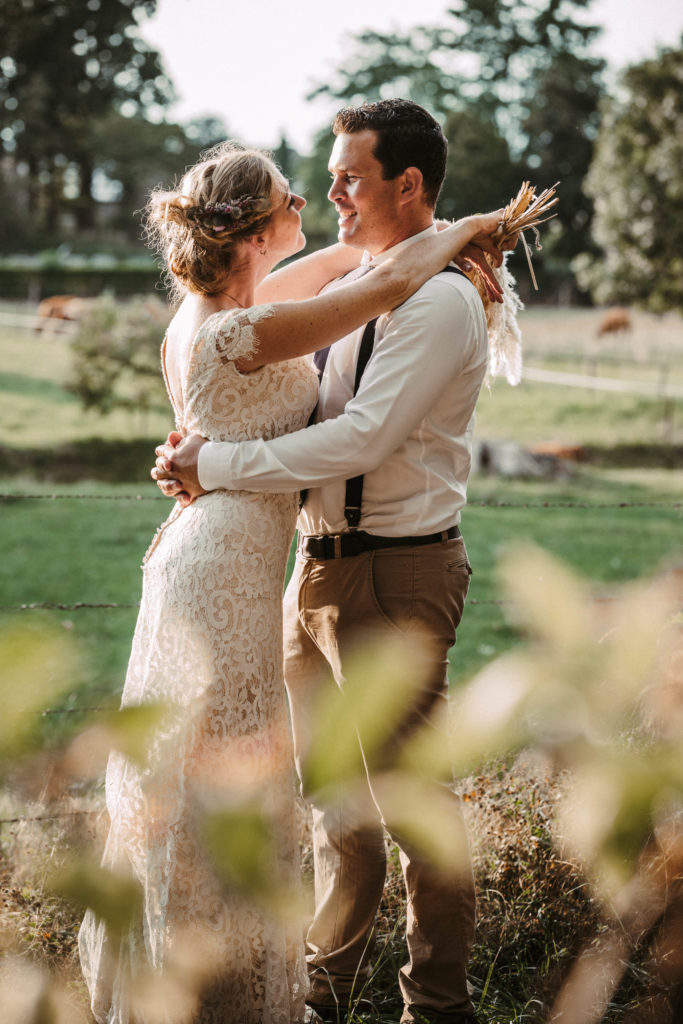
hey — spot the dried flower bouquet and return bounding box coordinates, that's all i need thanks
[465,181,559,385]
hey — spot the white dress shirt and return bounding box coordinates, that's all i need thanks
[199,226,488,538]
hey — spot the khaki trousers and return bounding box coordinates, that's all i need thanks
[283,536,476,1023]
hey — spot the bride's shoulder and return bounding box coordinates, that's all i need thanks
[203,302,277,331]
[197,303,277,366]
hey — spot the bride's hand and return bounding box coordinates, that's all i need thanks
[463,209,505,253]
[453,246,504,303]
[448,210,506,303]
[152,432,209,507]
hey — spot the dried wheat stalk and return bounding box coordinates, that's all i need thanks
[464,180,559,386]
[495,180,559,243]
[494,179,560,289]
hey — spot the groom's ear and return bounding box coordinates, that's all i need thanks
[397,166,424,205]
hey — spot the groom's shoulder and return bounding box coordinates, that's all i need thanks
[398,266,482,320]
[382,269,487,353]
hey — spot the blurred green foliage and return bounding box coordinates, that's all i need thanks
[1,543,681,1019]
[0,0,227,255]
[305,0,606,298]
[67,294,171,416]
[575,42,683,315]
[0,622,81,773]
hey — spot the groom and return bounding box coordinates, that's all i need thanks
[154,99,503,1024]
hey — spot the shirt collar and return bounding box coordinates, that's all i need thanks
[362,224,437,267]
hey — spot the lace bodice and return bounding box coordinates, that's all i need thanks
[167,305,317,443]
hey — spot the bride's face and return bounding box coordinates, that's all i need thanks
[263,179,306,261]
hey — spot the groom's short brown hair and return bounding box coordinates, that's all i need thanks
[332,99,447,209]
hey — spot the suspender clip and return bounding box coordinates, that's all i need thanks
[344,505,362,530]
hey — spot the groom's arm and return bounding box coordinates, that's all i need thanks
[154,281,485,503]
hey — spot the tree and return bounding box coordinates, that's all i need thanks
[0,0,174,235]
[272,135,300,183]
[298,127,338,252]
[575,43,683,314]
[87,112,220,240]
[311,0,603,134]
[309,0,606,291]
[518,48,603,266]
[440,109,519,221]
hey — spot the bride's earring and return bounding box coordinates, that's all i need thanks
[259,245,267,256]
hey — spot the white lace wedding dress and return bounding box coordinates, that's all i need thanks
[79,306,318,1024]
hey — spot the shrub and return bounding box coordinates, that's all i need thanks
[67,294,171,416]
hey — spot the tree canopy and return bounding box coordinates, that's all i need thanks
[0,0,174,238]
[305,0,606,294]
[575,42,683,314]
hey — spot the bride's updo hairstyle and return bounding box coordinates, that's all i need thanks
[146,142,282,298]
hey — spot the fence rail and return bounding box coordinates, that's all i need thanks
[523,365,683,400]
[0,310,79,334]
[4,312,682,400]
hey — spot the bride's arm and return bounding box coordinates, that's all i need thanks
[254,243,362,303]
[237,210,503,372]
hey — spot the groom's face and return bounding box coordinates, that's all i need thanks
[327,130,406,255]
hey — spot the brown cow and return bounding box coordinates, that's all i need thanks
[530,442,586,462]
[596,306,632,338]
[35,295,92,335]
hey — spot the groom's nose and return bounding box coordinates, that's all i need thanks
[328,174,345,203]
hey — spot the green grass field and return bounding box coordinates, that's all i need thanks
[1,303,682,1021]
[1,472,680,707]
[1,303,682,727]
[2,301,682,454]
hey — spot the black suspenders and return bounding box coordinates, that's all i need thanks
[343,263,466,531]
[300,263,467,527]
[343,315,378,528]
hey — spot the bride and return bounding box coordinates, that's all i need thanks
[78,140,504,1024]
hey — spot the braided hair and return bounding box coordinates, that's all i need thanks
[146,141,284,299]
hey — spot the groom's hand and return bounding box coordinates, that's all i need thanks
[152,431,209,507]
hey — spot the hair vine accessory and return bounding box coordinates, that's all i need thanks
[187,195,270,234]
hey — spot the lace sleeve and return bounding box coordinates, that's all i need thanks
[207,304,277,366]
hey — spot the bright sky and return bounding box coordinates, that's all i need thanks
[139,0,683,151]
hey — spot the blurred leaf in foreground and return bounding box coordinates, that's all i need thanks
[48,857,143,944]
[62,702,172,778]
[199,800,303,920]
[441,544,682,1017]
[0,622,82,771]
[0,957,86,1024]
[301,632,432,795]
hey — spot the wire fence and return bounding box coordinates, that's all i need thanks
[1,489,680,620]
[1,488,681,828]
[1,490,679,617]
[2,492,681,508]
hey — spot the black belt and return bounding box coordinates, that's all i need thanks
[298,525,461,560]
